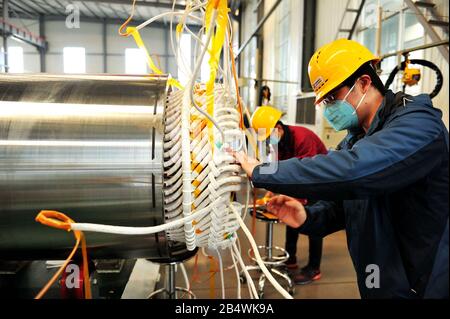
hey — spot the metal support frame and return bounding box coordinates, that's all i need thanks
[241,216,294,298]
[380,39,449,60]
[348,0,365,40]
[240,76,299,85]
[39,14,46,72]
[301,0,316,92]
[236,2,243,78]
[79,0,186,11]
[102,18,107,73]
[164,27,169,73]
[254,0,265,106]
[148,263,195,299]
[265,222,273,260]
[335,0,366,40]
[2,0,8,72]
[235,0,282,59]
[375,2,382,57]
[404,0,449,63]
[7,12,201,33]
[0,17,46,50]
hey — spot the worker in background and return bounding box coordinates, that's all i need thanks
[231,39,449,298]
[251,105,328,285]
[244,85,273,128]
[258,85,272,106]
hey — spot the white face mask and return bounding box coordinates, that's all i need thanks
[269,135,280,145]
[323,78,368,131]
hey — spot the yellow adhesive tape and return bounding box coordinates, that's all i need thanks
[205,0,229,150]
[194,164,204,174]
[127,27,183,89]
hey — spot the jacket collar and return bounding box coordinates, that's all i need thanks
[367,90,412,135]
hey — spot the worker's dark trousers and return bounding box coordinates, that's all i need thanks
[285,225,323,269]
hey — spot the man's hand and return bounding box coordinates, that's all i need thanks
[255,191,275,206]
[228,150,261,179]
[265,191,274,198]
[266,195,307,228]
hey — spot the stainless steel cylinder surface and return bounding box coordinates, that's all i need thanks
[0,74,189,260]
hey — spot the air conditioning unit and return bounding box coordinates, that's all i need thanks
[295,93,346,149]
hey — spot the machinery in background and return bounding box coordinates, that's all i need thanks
[0,74,241,298]
[384,52,444,99]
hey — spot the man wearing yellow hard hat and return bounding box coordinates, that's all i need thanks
[251,105,328,284]
[233,39,449,298]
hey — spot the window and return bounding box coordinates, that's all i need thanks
[178,34,192,86]
[63,47,86,73]
[8,47,24,73]
[358,0,425,94]
[273,0,291,113]
[240,0,258,111]
[125,48,147,74]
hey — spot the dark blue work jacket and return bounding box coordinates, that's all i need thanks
[252,91,449,298]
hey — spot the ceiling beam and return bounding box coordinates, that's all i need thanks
[78,0,186,11]
[78,1,102,19]
[7,0,37,18]
[10,11,201,31]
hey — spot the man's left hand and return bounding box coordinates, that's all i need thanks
[227,150,261,179]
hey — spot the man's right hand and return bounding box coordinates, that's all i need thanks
[266,195,307,228]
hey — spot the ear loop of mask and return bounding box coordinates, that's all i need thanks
[348,78,369,115]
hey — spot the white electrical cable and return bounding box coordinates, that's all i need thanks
[70,197,222,235]
[215,248,226,299]
[136,11,203,32]
[179,263,191,293]
[229,204,294,299]
[229,246,241,298]
[232,243,258,299]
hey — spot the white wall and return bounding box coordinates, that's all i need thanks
[315,0,349,48]
[262,0,303,125]
[314,0,349,147]
[422,0,449,129]
[1,17,178,76]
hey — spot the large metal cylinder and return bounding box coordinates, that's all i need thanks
[0,74,191,261]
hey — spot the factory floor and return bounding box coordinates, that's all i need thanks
[174,216,360,299]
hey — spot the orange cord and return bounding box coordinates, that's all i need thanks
[228,29,245,129]
[118,0,137,37]
[191,254,200,284]
[208,256,216,299]
[34,210,91,299]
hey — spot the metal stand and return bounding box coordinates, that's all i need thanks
[148,263,195,299]
[241,221,295,298]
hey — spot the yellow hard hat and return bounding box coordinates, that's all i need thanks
[308,39,380,105]
[251,106,283,141]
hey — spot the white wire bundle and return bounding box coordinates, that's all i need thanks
[163,85,243,251]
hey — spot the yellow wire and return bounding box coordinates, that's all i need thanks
[118,0,137,37]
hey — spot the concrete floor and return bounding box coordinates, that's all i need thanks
[175,216,360,299]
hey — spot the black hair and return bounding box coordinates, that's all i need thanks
[259,85,271,105]
[274,120,294,157]
[341,61,387,95]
